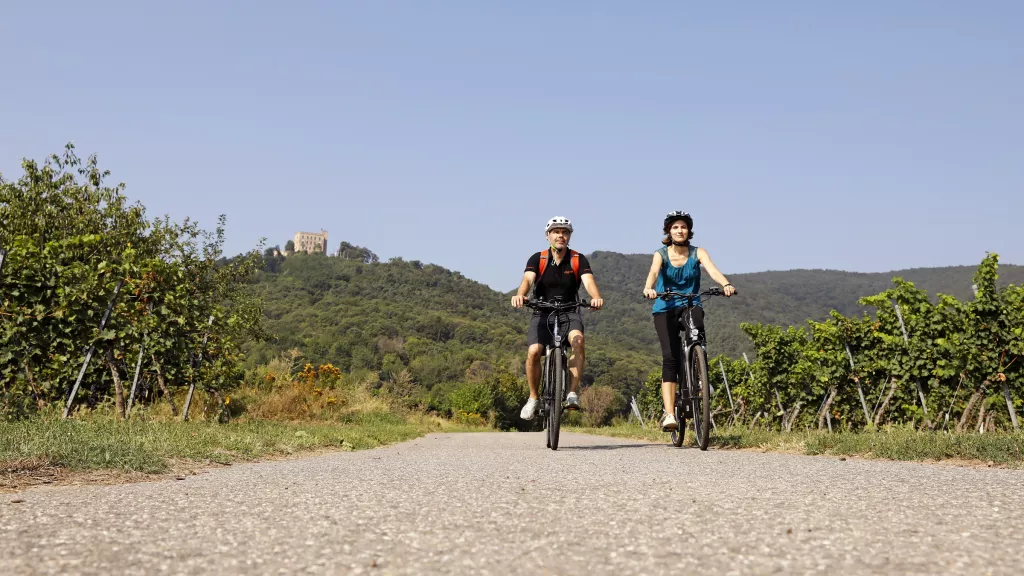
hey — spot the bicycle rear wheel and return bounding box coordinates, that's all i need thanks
[548,349,565,450]
[690,346,711,450]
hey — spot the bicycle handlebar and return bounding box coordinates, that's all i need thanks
[523,299,594,312]
[649,287,737,302]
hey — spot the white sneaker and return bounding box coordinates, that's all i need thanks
[661,413,679,431]
[565,392,580,410]
[520,398,539,420]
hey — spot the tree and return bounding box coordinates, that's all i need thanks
[262,246,285,273]
[337,241,379,263]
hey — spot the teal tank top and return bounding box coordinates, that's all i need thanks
[652,245,701,315]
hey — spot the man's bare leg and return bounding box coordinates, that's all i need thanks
[526,344,544,399]
[567,330,585,394]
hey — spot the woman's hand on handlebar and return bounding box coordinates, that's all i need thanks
[723,284,737,297]
[643,288,658,300]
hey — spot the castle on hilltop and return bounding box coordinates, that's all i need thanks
[292,229,328,254]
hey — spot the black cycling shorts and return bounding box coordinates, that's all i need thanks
[527,311,584,348]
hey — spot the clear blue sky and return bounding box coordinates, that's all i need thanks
[2,1,1021,290]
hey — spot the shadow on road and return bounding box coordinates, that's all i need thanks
[559,443,665,451]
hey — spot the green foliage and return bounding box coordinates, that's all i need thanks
[262,246,286,273]
[246,247,662,409]
[434,371,528,431]
[636,369,663,422]
[618,254,1022,435]
[707,354,748,419]
[0,145,266,420]
[448,380,495,416]
[573,423,1024,466]
[336,241,379,263]
[733,254,1023,432]
[0,413,430,475]
[492,371,530,428]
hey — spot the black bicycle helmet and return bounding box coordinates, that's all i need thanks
[663,211,693,232]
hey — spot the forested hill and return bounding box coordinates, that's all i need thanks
[246,245,1023,398]
[246,251,658,398]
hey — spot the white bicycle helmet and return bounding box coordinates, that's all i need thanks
[545,216,573,233]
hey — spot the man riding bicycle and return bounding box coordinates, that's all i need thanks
[511,216,604,420]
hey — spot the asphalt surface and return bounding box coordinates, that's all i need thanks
[2,432,1023,575]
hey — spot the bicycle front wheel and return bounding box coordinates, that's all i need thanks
[542,353,551,447]
[548,350,565,450]
[690,346,711,450]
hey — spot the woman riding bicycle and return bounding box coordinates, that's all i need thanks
[642,211,736,431]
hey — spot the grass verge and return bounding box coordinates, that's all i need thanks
[1,411,478,491]
[1,374,492,492]
[570,423,1024,467]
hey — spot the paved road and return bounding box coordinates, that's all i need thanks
[2,432,1023,575]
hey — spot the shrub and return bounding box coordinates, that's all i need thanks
[580,385,626,427]
[452,410,487,428]
[448,381,494,416]
[426,381,458,416]
[636,369,664,422]
[491,371,529,430]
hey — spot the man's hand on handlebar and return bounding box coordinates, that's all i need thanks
[589,298,604,310]
[510,294,526,309]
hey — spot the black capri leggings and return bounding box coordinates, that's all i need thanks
[653,306,705,383]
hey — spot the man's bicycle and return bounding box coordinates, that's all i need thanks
[655,287,735,450]
[524,298,591,450]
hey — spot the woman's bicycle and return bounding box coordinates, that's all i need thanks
[524,298,592,450]
[655,287,735,450]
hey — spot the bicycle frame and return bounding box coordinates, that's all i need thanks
[523,298,588,438]
[539,304,572,421]
[657,290,719,408]
[652,287,734,449]
[677,305,707,408]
